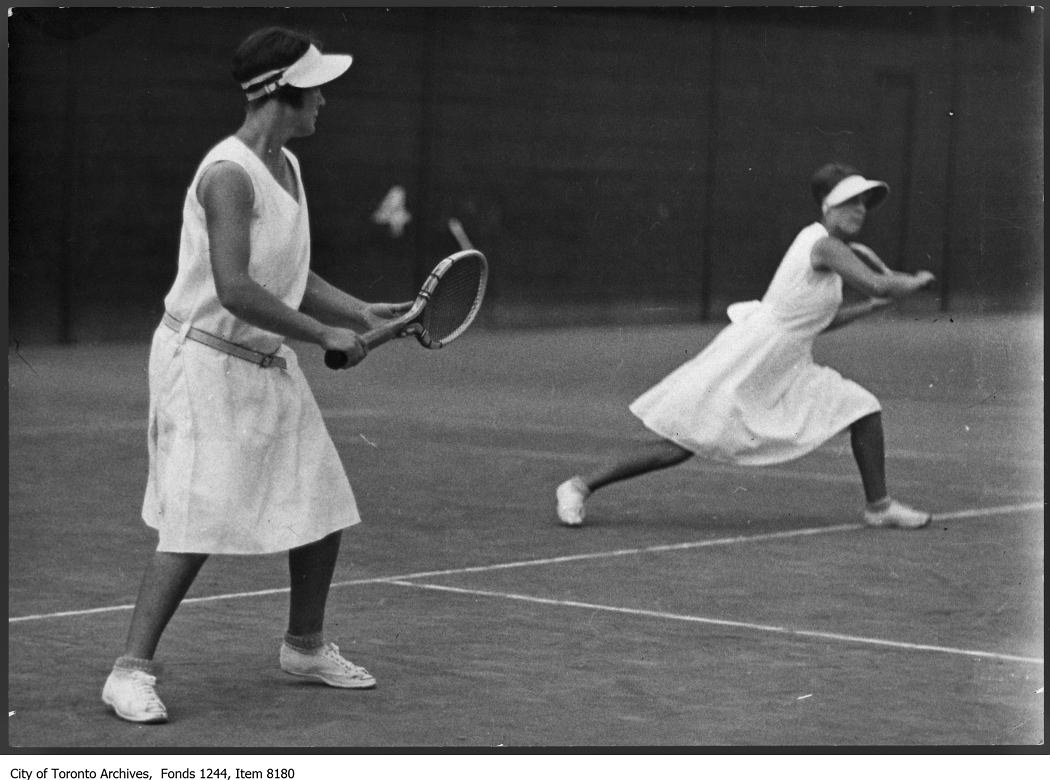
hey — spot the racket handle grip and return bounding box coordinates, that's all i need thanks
[361,321,406,350]
[324,350,349,369]
[326,322,404,368]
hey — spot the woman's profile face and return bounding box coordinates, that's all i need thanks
[824,193,867,238]
[291,87,326,137]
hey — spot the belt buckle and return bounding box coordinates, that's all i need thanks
[259,354,276,369]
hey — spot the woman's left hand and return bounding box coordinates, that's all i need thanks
[361,301,414,330]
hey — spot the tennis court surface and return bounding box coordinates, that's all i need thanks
[7,312,1044,747]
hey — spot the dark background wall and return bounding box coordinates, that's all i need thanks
[7,6,1043,344]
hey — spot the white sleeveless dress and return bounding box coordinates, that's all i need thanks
[141,136,360,554]
[629,222,881,466]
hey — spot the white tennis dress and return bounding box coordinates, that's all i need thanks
[629,222,881,466]
[142,136,360,554]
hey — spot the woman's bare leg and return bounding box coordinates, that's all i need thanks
[849,412,887,504]
[123,551,209,660]
[103,550,205,723]
[582,439,694,492]
[287,530,342,639]
[850,411,930,528]
[557,438,692,526]
[280,531,377,690]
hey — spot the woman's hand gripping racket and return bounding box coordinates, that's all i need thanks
[325,247,488,368]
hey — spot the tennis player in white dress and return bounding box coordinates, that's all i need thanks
[102,28,411,724]
[557,163,936,530]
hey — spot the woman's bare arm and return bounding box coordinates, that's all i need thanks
[198,161,367,364]
[812,236,935,298]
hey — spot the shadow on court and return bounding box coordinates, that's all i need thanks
[7,312,1044,747]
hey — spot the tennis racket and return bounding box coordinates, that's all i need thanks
[448,217,474,250]
[325,248,488,368]
[849,242,894,310]
[849,242,890,274]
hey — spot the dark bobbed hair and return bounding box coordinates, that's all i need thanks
[232,26,321,108]
[810,162,864,206]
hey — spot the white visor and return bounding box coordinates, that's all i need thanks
[241,45,353,101]
[823,174,889,210]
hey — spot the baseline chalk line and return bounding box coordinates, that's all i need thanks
[8,502,1041,624]
[387,579,1043,666]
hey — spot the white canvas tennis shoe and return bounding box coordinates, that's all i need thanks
[280,641,376,689]
[556,476,590,527]
[102,667,168,724]
[863,497,931,529]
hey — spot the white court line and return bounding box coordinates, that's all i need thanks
[354,523,861,582]
[8,502,1042,625]
[934,503,1045,520]
[7,524,857,623]
[385,579,1043,666]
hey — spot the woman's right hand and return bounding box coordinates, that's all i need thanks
[321,327,368,368]
[913,270,936,288]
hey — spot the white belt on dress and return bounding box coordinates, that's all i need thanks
[162,312,287,370]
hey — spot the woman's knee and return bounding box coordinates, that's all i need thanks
[659,440,693,465]
[851,411,882,434]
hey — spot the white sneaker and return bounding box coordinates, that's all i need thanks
[280,642,376,689]
[863,498,931,529]
[102,667,168,723]
[556,476,590,527]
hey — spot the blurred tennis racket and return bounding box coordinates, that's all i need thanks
[849,241,894,310]
[448,217,474,250]
[849,242,890,274]
[325,248,488,368]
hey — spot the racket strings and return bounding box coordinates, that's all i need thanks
[421,256,485,343]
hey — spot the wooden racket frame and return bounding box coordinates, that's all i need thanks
[325,249,488,368]
[369,249,487,349]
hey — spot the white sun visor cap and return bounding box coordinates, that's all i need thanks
[241,45,353,101]
[823,174,890,211]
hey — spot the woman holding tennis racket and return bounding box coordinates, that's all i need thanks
[556,162,936,530]
[101,27,411,724]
